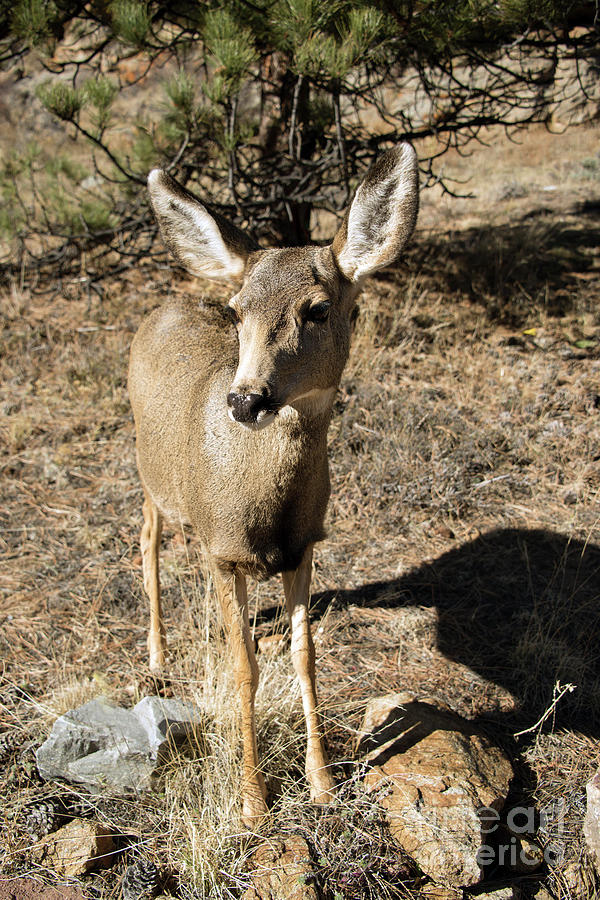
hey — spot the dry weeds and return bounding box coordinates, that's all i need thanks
[1,124,599,898]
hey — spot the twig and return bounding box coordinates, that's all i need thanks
[473,474,511,489]
[289,74,303,160]
[513,681,577,738]
[333,88,350,206]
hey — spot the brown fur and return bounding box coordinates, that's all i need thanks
[130,289,333,578]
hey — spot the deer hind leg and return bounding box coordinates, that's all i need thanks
[215,566,268,826]
[141,489,166,672]
[282,546,335,804]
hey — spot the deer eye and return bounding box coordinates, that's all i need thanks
[307,301,330,323]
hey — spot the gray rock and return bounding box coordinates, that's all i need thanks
[36,696,204,794]
[135,695,204,755]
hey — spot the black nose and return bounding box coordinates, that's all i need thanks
[227,391,269,423]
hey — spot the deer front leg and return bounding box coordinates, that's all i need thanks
[141,490,166,672]
[215,566,268,826]
[282,546,335,804]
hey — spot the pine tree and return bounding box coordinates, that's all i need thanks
[0,0,597,278]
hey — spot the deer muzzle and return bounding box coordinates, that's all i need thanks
[227,388,277,429]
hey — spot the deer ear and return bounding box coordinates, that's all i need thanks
[332,143,419,283]
[147,169,256,280]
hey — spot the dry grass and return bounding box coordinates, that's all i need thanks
[526,731,599,899]
[1,122,600,898]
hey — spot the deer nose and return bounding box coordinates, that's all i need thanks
[227,391,269,424]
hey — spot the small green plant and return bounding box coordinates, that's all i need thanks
[111,0,151,48]
[11,0,58,48]
[1,0,597,279]
[84,77,118,136]
[36,80,82,122]
[203,8,256,98]
[79,199,116,233]
[579,157,600,180]
[164,70,197,134]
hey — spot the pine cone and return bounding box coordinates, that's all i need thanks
[0,730,22,761]
[121,859,160,900]
[62,795,96,819]
[23,800,61,840]
[17,744,44,785]
[1,730,44,787]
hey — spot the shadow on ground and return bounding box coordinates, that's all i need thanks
[310,528,600,738]
[401,200,600,326]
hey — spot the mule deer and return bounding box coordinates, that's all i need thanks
[129,144,418,825]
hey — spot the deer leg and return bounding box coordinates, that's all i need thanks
[141,489,166,672]
[282,546,335,803]
[215,566,268,826]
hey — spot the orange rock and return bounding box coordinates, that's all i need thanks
[361,693,514,887]
[33,818,116,877]
[241,835,317,900]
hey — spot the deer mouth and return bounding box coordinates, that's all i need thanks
[228,407,277,430]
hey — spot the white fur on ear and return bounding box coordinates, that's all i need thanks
[148,169,251,280]
[333,143,419,283]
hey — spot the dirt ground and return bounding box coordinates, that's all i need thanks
[1,122,599,898]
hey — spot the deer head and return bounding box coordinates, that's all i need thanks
[147,144,419,428]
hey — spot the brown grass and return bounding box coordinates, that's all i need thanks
[1,122,599,898]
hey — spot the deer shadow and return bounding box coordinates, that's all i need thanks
[310,527,600,740]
